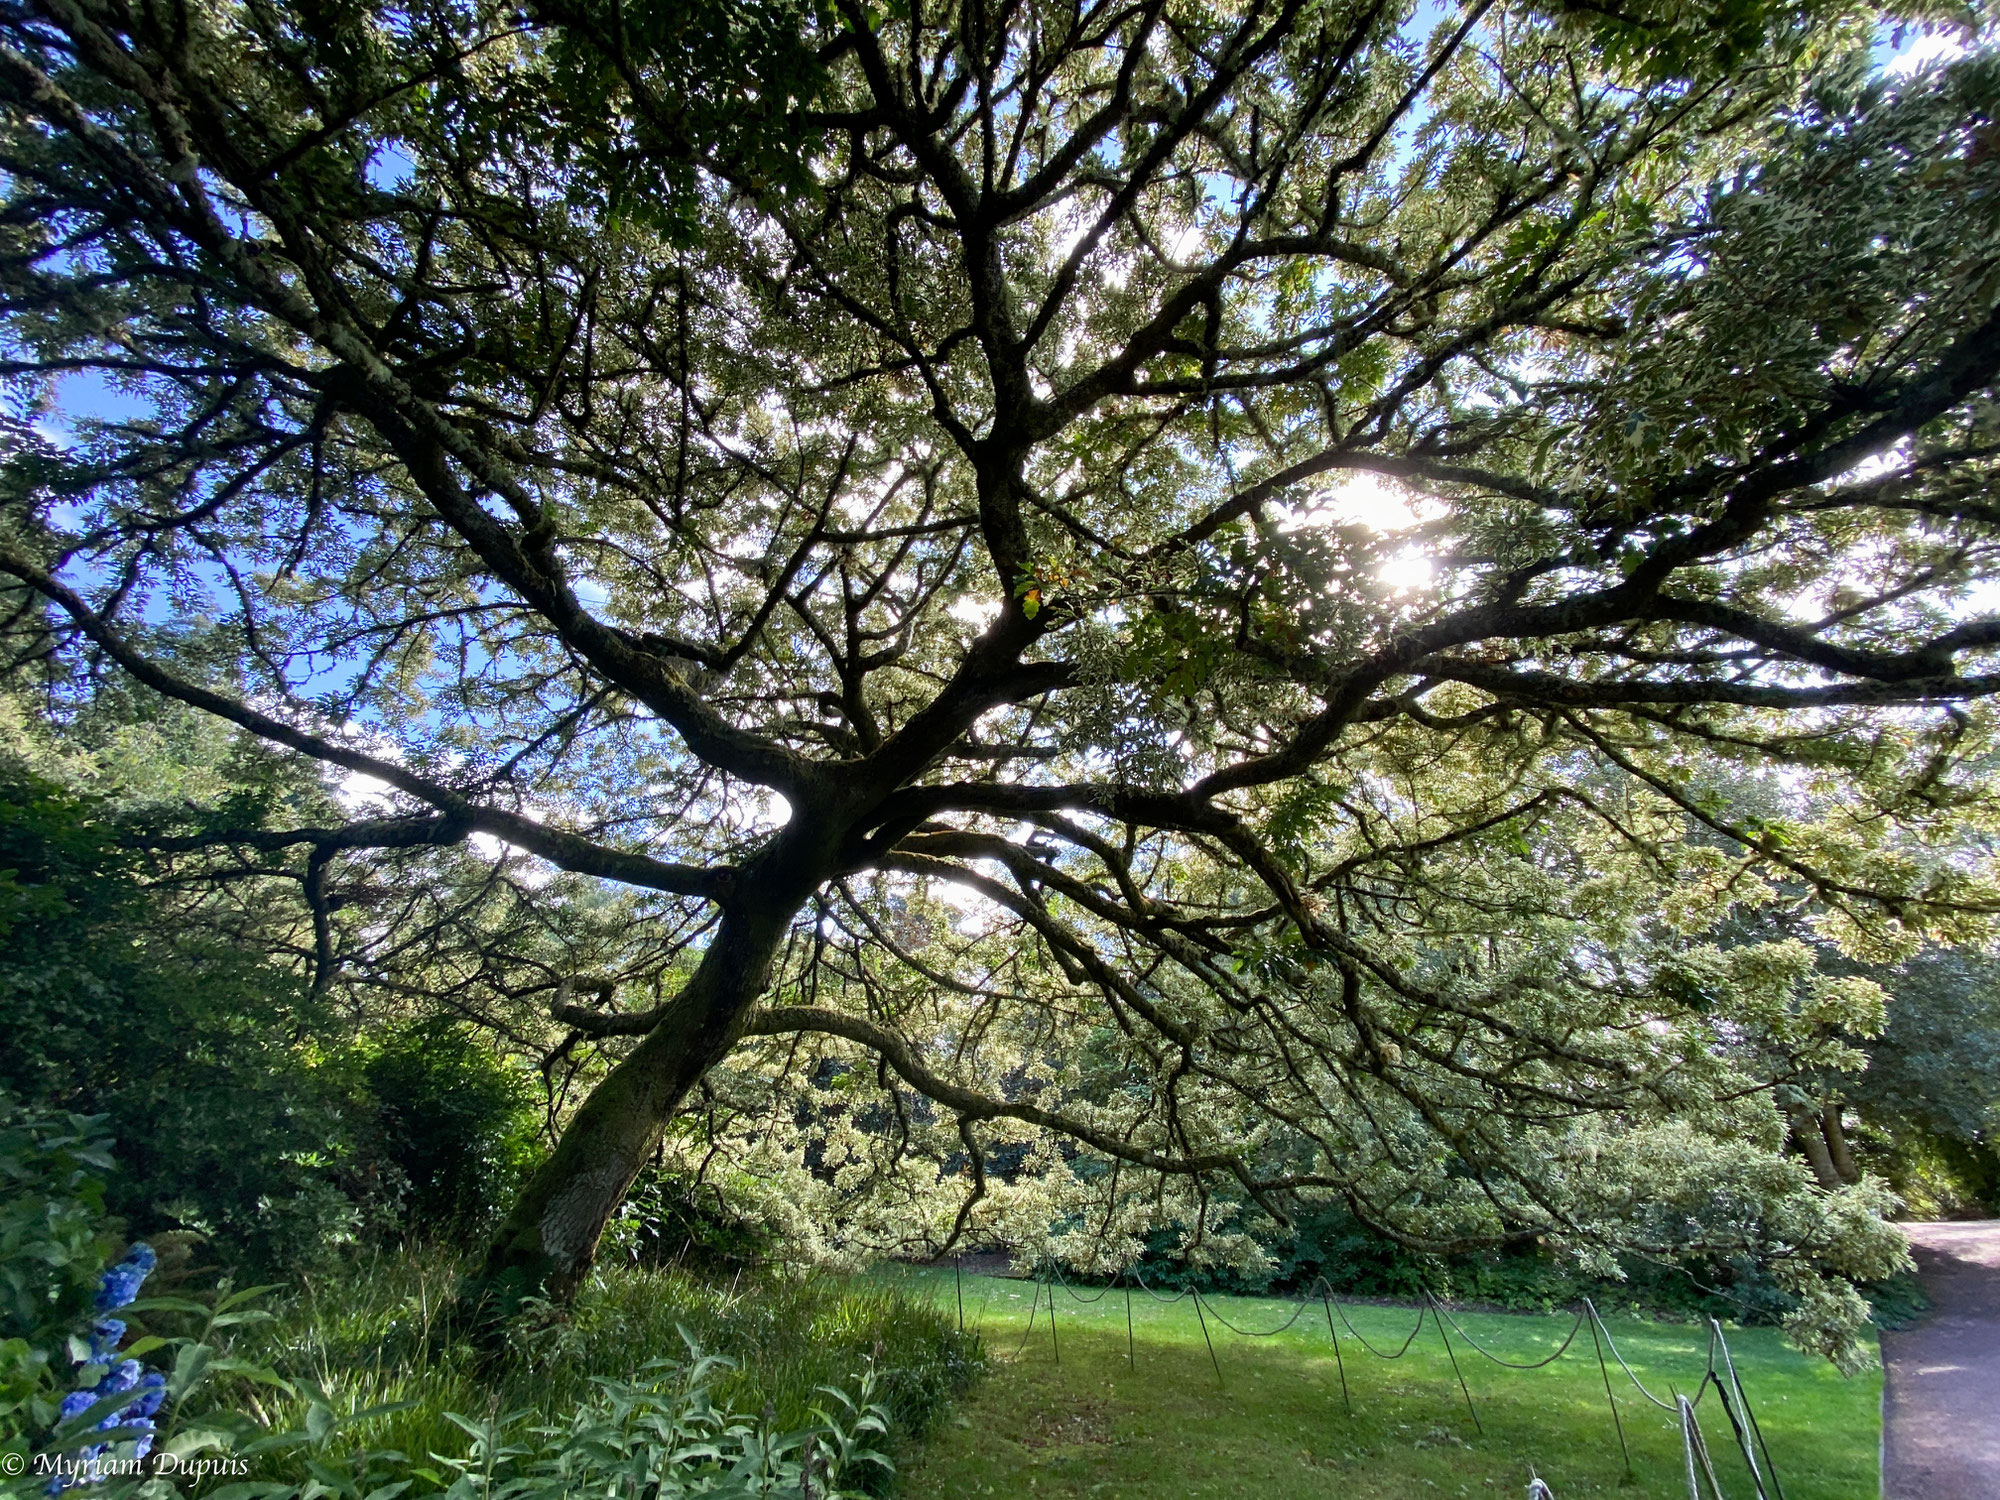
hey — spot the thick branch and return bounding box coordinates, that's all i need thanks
[0,548,732,900]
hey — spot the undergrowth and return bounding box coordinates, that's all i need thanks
[210,1250,981,1493]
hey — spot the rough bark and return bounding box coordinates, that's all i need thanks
[467,860,817,1318]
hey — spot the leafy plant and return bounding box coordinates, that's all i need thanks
[0,768,359,1274]
[23,1338,889,1500]
[0,1103,118,1357]
[352,1023,545,1237]
[412,1342,891,1500]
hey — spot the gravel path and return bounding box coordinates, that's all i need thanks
[1882,1221,2000,1500]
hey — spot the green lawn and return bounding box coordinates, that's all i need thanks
[882,1271,1880,1500]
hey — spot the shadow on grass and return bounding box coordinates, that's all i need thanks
[888,1272,1879,1500]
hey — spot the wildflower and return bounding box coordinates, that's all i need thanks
[46,1247,163,1493]
[125,1372,166,1422]
[85,1318,125,1362]
[92,1245,156,1312]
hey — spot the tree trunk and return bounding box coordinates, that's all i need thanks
[1789,1107,1843,1190]
[1821,1103,1861,1185]
[465,899,799,1322]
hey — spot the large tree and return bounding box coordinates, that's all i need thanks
[5,0,2000,1355]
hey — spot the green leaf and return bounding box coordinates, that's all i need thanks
[169,1340,212,1399]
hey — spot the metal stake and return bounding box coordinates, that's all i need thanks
[1046,1272,1059,1365]
[1193,1291,1223,1386]
[1125,1281,1135,1369]
[1322,1292,1352,1416]
[1585,1300,1634,1478]
[1429,1296,1483,1437]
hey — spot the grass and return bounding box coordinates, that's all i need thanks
[201,1249,978,1488]
[188,1255,1879,1498]
[882,1270,1880,1500]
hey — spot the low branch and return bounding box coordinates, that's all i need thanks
[742,1002,1253,1179]
[1,547,733,901]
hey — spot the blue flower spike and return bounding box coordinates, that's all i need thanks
[92,1244,156,1312]
[48,1245,162,1493]
[86,1318,125,1362]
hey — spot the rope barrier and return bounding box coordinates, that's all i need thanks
[1679,1393,1730,1499]
[1123,1263,1200,1303]
[1182,1288,1316,1338]
[1325,1288,1430,1359]
[1045,1268,1116,1304]
[1583,1296,1686,1412]
[974,1260,1785,1497]
[1009,1275,1044,1359]
[1429,1296,1587,1368]
[1679,1395,1705,1500]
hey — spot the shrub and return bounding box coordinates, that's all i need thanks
[603,1165,776,1274]
[3,1102,941,1500]
[0,1102,118,1354]
[350,1021,544,1236]
[0,769,358,1273]
[1119,1197,1844,1328]
[0,765,555,1268]
[1,1100,122,1462]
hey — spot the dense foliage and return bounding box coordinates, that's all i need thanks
[0,1099,970,1497]
[6,0,2000,1368]
[353,1020,544,1236]
[0,766,354,1268]
[0,736,547,1266]
[1846,948,2000,1212]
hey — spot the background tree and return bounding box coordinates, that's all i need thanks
[5,0,2000,1360]
[0,677,552,1265]
[1839,946,2000,1210]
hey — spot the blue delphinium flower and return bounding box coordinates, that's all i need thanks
[115,1370,167,1461]
[85,1318,125,1362]
[47,1247,163,1493]
[92,1245,156,1312]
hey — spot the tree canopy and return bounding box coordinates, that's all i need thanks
[5,0,2000,1363]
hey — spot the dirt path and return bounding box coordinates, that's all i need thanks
[1882,1221,2000,1500]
